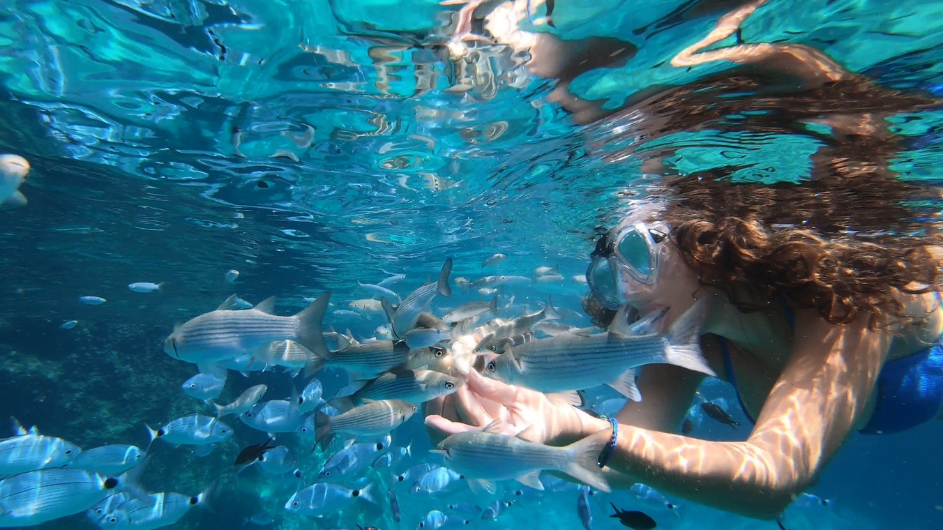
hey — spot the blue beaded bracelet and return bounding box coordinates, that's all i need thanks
[597,417,618,469]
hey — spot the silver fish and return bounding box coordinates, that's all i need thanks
[297,379,324,413]
[284,482,377,517]
[257,445,297,475]
[182,372,226,401]
[533,321,580,337]
[447,502,482,518]
[240,401,306,433]
[471,275,531,289]
[0,420,81,478]
[80,296,106,305]
[473,297,560,354]
[332,309,364,321]
[387,258,452,338]
[441,297,498,324]
[314,400,417,449]
[66,445,144,476]
[357,280,401,302]
[403,327,455,349]
[389,480,401,522]
[348,299,385,313]
[225,269,240,283]
[128,282,163,293]
[87,492,131,522]
[535,266,557,275]
[214,384,268,417]
[394,463,438,485]
[60,320,78,330]
[254,340,315,372]
[311,340,411,378]
[481,253,506,268]
[163,292,330,364]
[0,154,29,207]
[0,467,139,527]
[485,302,714,400]
[419,510,468,529]
[324,331,353,351]
[318,437,389,481]
[536,273,565,283]
[411,467,466,496]
[481,500,509,521]
[578,485,593,530]
[101,487,210,528]
[146,415,232,447]
[351,370,463,404]
[434,423,611,494]
[378,272,406,287]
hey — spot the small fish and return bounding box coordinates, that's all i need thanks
[478,287,497,296]
[146,415,233,447]
[257,445,297,475]
[388,480,402,522]
[1,419,82,478]
[214,384,268,417]
[0,154,30,207]
[433,421,610,494]
[86,492,131,522]
[318,437,389,481]
[191,444,216,457]
[0,467,141,527]
[102,486,211,529]
[394,463,438,484]
[332,309,365,321]
[572,275,588,284]
[60,320,78,330]
[700,402,740,429]
[164,292,331,364]
[254,340,316,373]
[610,503,657,529]
[482,253,506,268]
[240,400,306,433]
[578,485,593,530]
[182,372,227,402]
[403,326,455,349]
[474,297,560,354]
[441,297,499,324]
[388,258,452,338]
[314,400,417,449]
[411,467,465,496]
[349,299,385,313]
[225,269,240,283]
[297,378,324,413]
[535,266,557,275]
[357,280,401,302]
[455,277,471,291]
[311,340,411,379]
[485,302,714,400]
[681,418,693,435]
[246,513,275,525]
[471,275,532,289]
[481,500,507,521]
[351,369,463,405]
[284,482,378,517]
[80,296,106,305]
[532,321,578,337]
[66,445,144,476]
[128,282,163,293]
[235,436,276,466]
[630,483,681,517]
[419,509,468,529]
[378,272,406,287]
[447,502,482,517]
[536,273,565,283]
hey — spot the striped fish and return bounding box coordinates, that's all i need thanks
[146,415,232,447]
[163,292,331,364]
[314,400,417,450]
[0,467,138,527]
[473,297,560,354]
[0,420,81,478]
[433,423,610,494]
[350,370,463,404]
[485,301,714,401]
[441,297,499,324]
[309,340,411,379]
[386,259,452,338]
[66,444,144,476]
[101,487,210,529]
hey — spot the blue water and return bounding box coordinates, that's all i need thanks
[2,0,943,528]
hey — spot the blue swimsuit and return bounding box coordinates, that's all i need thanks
[718,303,943,434]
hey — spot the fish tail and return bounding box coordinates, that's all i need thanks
[145,423,160,449]
[543,296,561,320]
[357,481,381,507]
[295,291,332,360]
[437,258,453,297]
[196,481,217,511]
[213,402,228,418]
[562,431,612,493]
[489,296,499,315]
[663,298,715,377]
[117,455,149,499]
[314,412,332,451]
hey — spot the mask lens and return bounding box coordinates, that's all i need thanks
[616,229,652,279]
[588,258,621,308]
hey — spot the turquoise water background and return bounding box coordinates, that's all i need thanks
[2,0,943,528]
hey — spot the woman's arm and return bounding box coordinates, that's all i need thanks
[572,309,892,519]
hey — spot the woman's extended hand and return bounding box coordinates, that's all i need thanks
[424,368,601,446]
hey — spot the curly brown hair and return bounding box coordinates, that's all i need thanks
[660,172,943,327]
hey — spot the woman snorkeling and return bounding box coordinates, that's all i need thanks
[426,0,943,520]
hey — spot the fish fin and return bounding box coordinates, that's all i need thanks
[468,478,497,495]
[625,306,668,335]
[489,296,499,315]
[314,411,333,451]
[10,416,26,436]
[1,190,27,207]
[542,296,561,320]
[572,328,594,337]
[118,455,149,500]
[196,481,216,511]
[357,481,381,507]
[506,346,524,372]
[197,362,228,379]
[295,291,332,360]
[380,296,396,326]
[481,418,506,434]
[145,423,160,450]
[563,432,612,493]
[515,471,544,490]
[216,294,241,311]
[253,296,277,314]
[777,515,788,530]
[213,402,227,418]
[607,369,641,401]
[404,441,413,457]
[437,258,453,297]
[547,391,584,408]
[663,299,714,376]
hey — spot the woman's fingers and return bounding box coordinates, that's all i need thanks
[453,384,492,428]
[466,368,522,405]
[425,414,481,437]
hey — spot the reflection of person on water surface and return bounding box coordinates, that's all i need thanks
[427,0,943,520]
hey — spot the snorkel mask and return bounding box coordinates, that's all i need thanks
[586,221,669,310]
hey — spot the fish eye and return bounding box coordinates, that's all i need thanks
[419,523,424,528]
[292,501,299,507]
[245,412,253,417]
[352,489,360,497]
[435,350,444,358]
[500,276,506,280]
[445,381,454,389]
[667,503,675,509]
[489,345,496,352]
[189,384,196,388]
[324,471,331,476]
[220,428,228,434]
[65,449,73,455]
[376,443,384,450]
[397,475,404,481]
[300,427,308,433]
[487,361,496,372]
[294,470,302,478]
